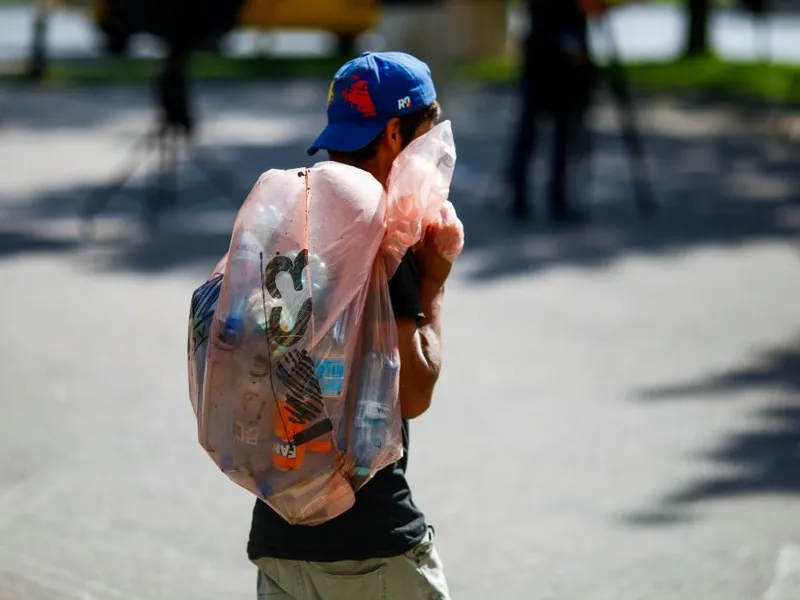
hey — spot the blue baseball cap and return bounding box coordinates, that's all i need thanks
[307,51,437,156]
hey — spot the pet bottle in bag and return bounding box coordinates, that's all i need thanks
[220,230,264,349]
[350,351,400,485]
[269,401,335,472]
[271,398,308,471]
[311,305,352,454]
[220,202,284,349]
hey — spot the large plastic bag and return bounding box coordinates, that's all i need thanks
[382,119,457,277]
[187,121,461,525]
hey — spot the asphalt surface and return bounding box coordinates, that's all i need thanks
[0,80,799,600]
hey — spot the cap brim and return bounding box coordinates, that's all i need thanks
[307,119,388,156]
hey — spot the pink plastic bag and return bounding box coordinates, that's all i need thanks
[187,121,462,525]
[382,121,457,277]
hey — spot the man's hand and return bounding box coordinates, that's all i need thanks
[414,200,464,282]
[397,200,463,419]
[415,244,453,283]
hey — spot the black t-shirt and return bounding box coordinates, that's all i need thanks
[247,251,427,562]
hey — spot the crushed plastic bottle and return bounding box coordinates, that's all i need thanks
[350,351,400,485]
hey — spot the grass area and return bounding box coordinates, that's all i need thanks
[621,56,800,102]
[2,52,798,104]
[457,54,800,103]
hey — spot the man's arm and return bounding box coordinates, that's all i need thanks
[396,248,450,420]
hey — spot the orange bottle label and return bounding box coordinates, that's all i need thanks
[272,399,307,470]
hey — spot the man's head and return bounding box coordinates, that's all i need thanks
[308,52,441,187]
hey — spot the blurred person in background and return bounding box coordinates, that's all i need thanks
[506,0,601,224]
[248,51,454,600]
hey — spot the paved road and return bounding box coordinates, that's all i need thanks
[1,3,800,63]
[0,80,799,600]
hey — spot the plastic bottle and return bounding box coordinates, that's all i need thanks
[219,229,264,349]
[271,398,307,471]
[310,306,351,453]
[219,200,284,350]
[350,351,400,481]
[271,398,336,471]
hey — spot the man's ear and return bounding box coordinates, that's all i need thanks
[384,117,403,153]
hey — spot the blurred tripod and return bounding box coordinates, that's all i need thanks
[588,12,658,219]
[79,51,244,234]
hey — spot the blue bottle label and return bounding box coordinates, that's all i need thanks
[314,358,346,397]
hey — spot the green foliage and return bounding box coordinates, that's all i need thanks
[456,54,800,103]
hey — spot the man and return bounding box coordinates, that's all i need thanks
[248,52,453,600]
[507,0,597,223]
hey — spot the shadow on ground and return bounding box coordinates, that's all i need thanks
[0,79,325,132]
[625,335,800,526]
[450,89,800,282]
[0,84,798,278]
[0,141,302,273]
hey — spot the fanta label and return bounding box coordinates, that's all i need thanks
[273,439,297,459]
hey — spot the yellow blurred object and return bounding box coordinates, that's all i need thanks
[238,0,379,38]
[446,0,508,63]
[76,0,378,50]
[51,0,105,21]
[88,0,106,22]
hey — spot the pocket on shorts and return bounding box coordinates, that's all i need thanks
[305,560,387,600]
[256,568,294,599]
[254,560,296,600]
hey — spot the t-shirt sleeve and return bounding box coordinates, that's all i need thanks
[388,250,424,321]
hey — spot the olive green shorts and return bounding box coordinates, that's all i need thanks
[253,527,450,600]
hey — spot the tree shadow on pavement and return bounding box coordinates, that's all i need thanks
[1,85,798,279]
[0,229,81,257]
[0,81,331,273]
[0,134,309,273]
[624,335,800,526]
[0,79,325,133]
[451,91,800,282]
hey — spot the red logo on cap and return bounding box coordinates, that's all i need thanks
[342,76,376,117]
